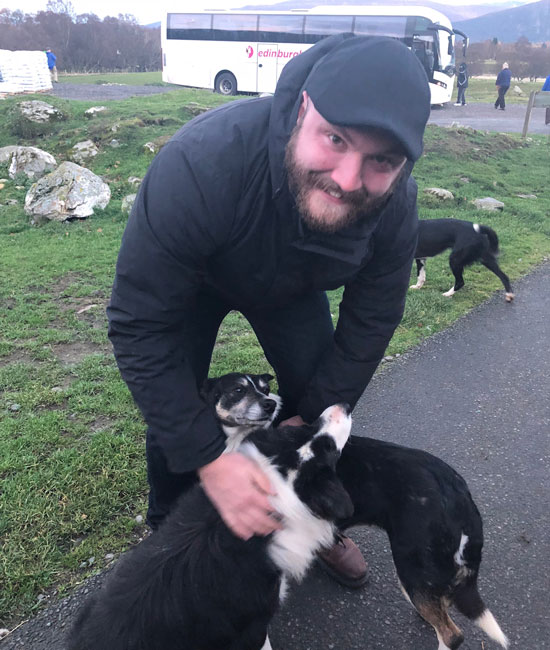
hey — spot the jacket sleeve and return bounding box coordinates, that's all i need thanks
[296,176,418,421]
[107,137,238,474]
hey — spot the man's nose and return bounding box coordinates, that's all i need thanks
[330,153,364,193]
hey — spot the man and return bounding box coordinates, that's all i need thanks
[107,35,430,588]
[494,62,512,110]
[46,48,58,83]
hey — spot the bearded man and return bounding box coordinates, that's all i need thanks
[107,34,430,588]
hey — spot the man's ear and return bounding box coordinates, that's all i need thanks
[297,90,309,120]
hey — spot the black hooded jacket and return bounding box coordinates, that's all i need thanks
[107,35,421,474]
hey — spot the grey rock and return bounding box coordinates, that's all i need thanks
[127,176,142,187]
[71,140,99,165]
[6,146,56,180]
[0,145,19,164]
[24,161,110,222]
[472,197,505,211]
[84,106,107,117]
[18,100,64,123]
[423,187,454,200]
[121,193,137,214]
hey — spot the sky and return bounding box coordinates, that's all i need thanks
[0,0,541,26]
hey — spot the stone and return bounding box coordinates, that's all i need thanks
[109,139,121,148]
[472,197,505,211]
[423,187,454,200]
[24,161,111,222]
[516,194,537,199]
[0,145,19,164]
[84,105,107,117]
[143,141,157,154]
[512,85,524,96]
[71,140,99,165]
[121,193,137,214]
[7,146,56,180]
[18,100,64,123]
[128,176,142,187]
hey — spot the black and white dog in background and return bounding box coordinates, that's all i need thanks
[68,387,353,650]
[410,218,515,302]
[207,373,508,650]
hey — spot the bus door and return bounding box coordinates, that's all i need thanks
[255,43,279,93]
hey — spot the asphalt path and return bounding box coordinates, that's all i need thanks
[2,264,549,649]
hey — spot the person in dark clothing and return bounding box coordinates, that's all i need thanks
[494,62,512,110]
[454,62,468,106]
[107,35,430,588]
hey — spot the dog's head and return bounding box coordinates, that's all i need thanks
[201,373,282,447]
[246,403,354,523]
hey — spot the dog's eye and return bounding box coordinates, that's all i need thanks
[233,386,244,394]
[261,386,270,395]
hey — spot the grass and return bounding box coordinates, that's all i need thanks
[1,83,549,628]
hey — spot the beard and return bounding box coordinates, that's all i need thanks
[284,124,405,234]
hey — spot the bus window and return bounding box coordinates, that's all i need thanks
[167,13,212,40]
[212,14,258,41]
[304,15,353,43]
[258,15,304,43]
[354,16,407,38]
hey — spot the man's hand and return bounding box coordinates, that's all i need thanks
[279,415,306,427]
[198,453,281,540]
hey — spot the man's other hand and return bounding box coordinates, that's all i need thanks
[198,453,281,540]
[279,415,306,427]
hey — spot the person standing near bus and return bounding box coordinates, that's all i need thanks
[107,34,430,589]
[494,62,512,110]
[454,61,468,106]
[46,48,58,83]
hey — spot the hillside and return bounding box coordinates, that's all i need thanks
[455,0,550,42]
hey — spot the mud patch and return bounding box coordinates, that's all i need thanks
[89,416,116,434]
[0,349,33,367]
[51,342,105,366]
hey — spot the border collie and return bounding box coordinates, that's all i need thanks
[206,373,508,650]
[68,402,353,650]
[410,218,514,302]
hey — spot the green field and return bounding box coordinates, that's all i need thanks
[57,70,544,104]
[1,86,549,628]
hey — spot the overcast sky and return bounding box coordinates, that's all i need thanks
[0,0,541,25]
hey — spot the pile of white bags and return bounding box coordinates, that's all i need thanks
[0,49,53,94]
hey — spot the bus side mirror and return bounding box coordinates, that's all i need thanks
[448,34,453,56]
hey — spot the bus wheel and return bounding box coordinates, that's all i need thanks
[215,72,237,96]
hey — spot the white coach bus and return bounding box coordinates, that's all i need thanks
[161,5,468,105]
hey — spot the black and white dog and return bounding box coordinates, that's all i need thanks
[207,373,508,650]
[68,395,353,650]
[410,218,514,302]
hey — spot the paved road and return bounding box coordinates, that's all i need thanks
[428,101,549,134]
[2,265,549,649]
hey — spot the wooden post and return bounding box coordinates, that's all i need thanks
[522,91,537,138]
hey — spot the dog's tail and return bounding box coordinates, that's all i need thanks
[453,582,509,648]
[474,224,500,255]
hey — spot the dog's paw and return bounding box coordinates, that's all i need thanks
[505,292,515,302]
[442,288,456,297]
[410,284,421,290]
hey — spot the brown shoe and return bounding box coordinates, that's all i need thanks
[317,533,368,588]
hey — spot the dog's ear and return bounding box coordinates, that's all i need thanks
[259,373,274,384]
[296,467,354,521]
[200,378,217,400]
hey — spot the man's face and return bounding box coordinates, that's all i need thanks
[285,93,407,233]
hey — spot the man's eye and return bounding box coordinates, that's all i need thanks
[328,134,344,146]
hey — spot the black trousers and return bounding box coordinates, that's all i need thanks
[495,86,509,109]
[146,290,335,529]
[457,86,466,105]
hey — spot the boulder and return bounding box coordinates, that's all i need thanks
[18,100,64,123]
[0,145,19,164]
[121,193,137,214]
[72,140,99,165]
[24,161,110,222]
[472,197,504,211]
[423,187,454,200]
[7,146,56,180]
[84,106,108,117]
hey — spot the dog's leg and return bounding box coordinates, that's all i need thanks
[480,255,515,302]
[410,258,427,289]
[443,253,466,297]
[410,594,464,650]
[453,581,509,648]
